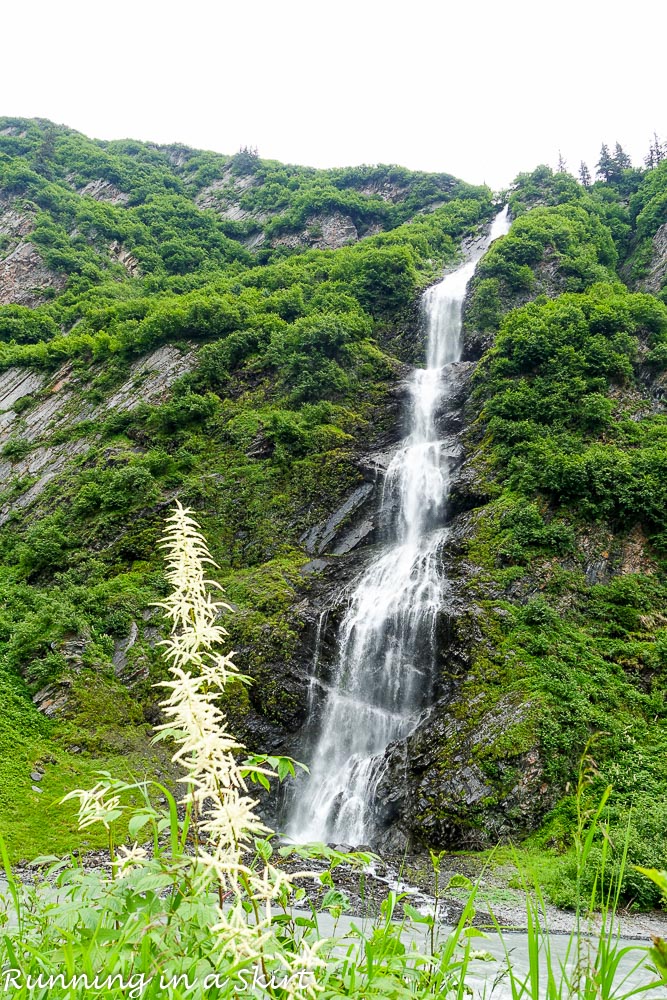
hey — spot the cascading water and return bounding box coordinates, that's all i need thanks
[288,207,511,845]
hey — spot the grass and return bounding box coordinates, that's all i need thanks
[0,742,168,861]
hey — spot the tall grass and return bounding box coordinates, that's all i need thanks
[0,505,665,998]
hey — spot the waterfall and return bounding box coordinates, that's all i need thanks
[287,207,511,845]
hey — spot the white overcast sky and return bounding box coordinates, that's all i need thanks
[3,0,665,190]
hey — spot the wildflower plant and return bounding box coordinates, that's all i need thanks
[1,503,326,997]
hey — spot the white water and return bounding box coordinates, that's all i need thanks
[288,208,511,844]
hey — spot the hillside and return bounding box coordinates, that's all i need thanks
[1,118,667,909]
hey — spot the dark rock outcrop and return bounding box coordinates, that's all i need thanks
[372,693,548,851]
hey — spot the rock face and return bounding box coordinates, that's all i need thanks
[641,221,667,294]
[372,693,547,852]
[0,345,197,518]
[108,240,140,275]
[33,679,73,717]
[301,482,375,555]
[0,196,35,248]
[195,170,258,213]
[0,368,46,417]
[0,242,67,306]
[272,212,360,251]
[78,178,130,205]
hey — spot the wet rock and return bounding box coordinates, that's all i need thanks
[331,517,376,556]
[447,458,493,516]
[112,621,139,674]
[111,621,150,686]
[299,558,331,576]
[301,483,375,555]
[462,328,495,361]
[373,693,548,851]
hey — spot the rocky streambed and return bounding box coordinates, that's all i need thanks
[11,845,667,943]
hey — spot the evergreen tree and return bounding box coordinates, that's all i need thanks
[557,150,567,173]
[596,143,614,182]
[231,145,260,174]
[34,127,56,177]
[578,161,592,188]
[644,131,666,169]
[613,142,632,171]
[653,132,665,164]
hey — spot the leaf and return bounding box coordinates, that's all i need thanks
[322,889,350,912]
[635,866,667,896]
[462,926,490,939]
[28,854,62,866]
[649,936,667,980]
[403,902,434,925]
[254,838,273,861]
[125,872,175,894]
[277,757,295,781]
[128,812,154,839]
[447,874,473,891]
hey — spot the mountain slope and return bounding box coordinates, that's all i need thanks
[1,121,667,909]
[0,117,493,858]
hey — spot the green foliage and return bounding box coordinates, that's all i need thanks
[2,115,667,898]
[0,118,499,873]
[476,204,616,296]
[548,797,667,910]
[1,437,31,460]
[475,283,667,535]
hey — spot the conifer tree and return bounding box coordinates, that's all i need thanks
[557,150,567,173]
[578,161,592,188]
[613,142,632,171]
[644,131,666,169]
[596,143,614,182]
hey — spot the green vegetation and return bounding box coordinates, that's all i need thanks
[0,117,492,859]
[450,161,667,908]
[1,119,667,917]
[1,511,664,999]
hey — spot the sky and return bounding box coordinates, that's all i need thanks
[3,0,665,190]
